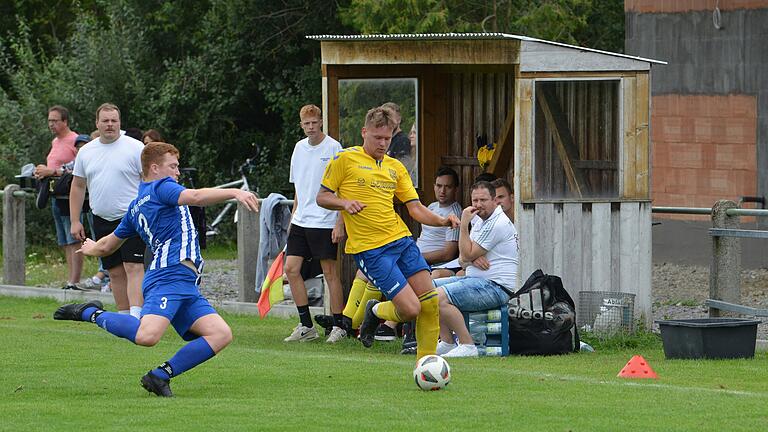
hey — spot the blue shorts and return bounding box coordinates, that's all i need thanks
[142,265,216,341]
[51,198,80,246]
[354,236,430,299]
[434,276,510,312]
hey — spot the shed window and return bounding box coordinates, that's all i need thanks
[534,80,620,199]
[338,78,419,186]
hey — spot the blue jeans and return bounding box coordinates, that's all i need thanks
[51,198,80,246]
[434,276,510,312]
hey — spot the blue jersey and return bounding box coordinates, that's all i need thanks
[115,177,203,292]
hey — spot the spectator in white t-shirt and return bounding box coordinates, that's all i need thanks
[70,103,145,318]
[282,104,347,343]
[432,180,520,358]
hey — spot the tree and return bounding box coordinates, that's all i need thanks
[339,0,625,52]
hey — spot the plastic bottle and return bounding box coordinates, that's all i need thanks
[477,346,503,356]
[469,309,503,322]
[469,325,486,345]
[579,341,595,352]
[469,322,502,334]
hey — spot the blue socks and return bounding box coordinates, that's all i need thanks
[82,307,139,343]
[80,306,217,381]
[150,337,215,381]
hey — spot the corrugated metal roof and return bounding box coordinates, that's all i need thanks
[307,33,667,65]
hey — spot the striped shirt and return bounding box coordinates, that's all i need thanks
[115,177,203,293]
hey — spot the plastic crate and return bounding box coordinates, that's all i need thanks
[463,304,509,356]
[657,318,760,359]
[578,291,635,336]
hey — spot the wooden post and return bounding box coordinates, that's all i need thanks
[237,203,259,303]
[710,200,740,317]
[2,184,25,286]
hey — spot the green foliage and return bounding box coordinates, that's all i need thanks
[338,79,417,147]
[0,1,350,245]
[340,0,625,52]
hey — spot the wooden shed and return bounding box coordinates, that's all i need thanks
[309,33,664,326]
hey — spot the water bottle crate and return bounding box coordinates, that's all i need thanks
[463,304,509,356]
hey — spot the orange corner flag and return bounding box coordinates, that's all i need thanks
[617,355,658,379]
[257,250,285,318]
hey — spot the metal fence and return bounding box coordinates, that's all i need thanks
[653,200,768,318]
[2,184,292,304]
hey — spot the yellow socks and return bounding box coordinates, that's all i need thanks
[352,283,383,329]
[415,289,440,358]
[372,300,402,322]
[342,277,367,320]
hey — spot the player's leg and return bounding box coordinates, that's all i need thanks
[92,215,130,313]
[120,235,146,318]
[309,225,346,342]
[106,264,130,313]
[142,295,223,397]
[54,300,142,343]
[406,270,440,359]
[352,282,383,329]
[283,225,317,342]
[339,271,368,328]
[354,241,415,347]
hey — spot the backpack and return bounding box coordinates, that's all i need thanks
[52,172,73,197]
[507,269,580,355]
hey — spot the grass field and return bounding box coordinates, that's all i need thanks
[2,296,767,431]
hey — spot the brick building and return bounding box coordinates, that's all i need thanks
[625,0,768,266]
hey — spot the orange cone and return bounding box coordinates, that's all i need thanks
[617,355,658,379]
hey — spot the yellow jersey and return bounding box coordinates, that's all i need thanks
[321,146,419,254]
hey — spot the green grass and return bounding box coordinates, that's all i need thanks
[2,296,767,431]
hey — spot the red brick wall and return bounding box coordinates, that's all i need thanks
[651,94,757,219]
[626,0,768,13]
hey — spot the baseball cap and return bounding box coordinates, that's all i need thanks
[74,134,91,146]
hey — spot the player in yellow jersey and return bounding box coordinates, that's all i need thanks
[317,106,459,360]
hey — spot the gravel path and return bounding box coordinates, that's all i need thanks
[652,262,768,339]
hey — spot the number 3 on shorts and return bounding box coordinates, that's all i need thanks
[160,296,168,310]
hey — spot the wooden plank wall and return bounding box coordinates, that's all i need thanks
[518,201,652,327]
[445,71,514,205]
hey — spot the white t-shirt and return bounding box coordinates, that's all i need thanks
[289,135,342,229]
[73,135,144,221]
[417,201,461,255]
[466,205,519,290]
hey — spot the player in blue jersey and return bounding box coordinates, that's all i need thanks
[53,142,260,397]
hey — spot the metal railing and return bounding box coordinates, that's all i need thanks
[2,183,293,303]
[652,200,768,318]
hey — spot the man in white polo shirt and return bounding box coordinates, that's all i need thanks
[433,180,520,357]
[283,104,346,343]
[70,103,145,318]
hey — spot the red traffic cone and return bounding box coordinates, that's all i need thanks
[617,355,658,379]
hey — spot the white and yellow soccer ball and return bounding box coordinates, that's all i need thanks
[413,355,451,391]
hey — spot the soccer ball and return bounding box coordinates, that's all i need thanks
[413,355,451,391]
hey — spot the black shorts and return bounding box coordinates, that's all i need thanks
[92,214,146,270]
[286,224,338,261]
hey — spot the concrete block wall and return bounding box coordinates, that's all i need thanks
[652,94,757,219]
[626,3,768,224]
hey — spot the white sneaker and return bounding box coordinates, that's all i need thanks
[326,326,347,343]
[436,341,457,356]
[443,343,479,358]
[283,324,319,342]
[100,283,111,293]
